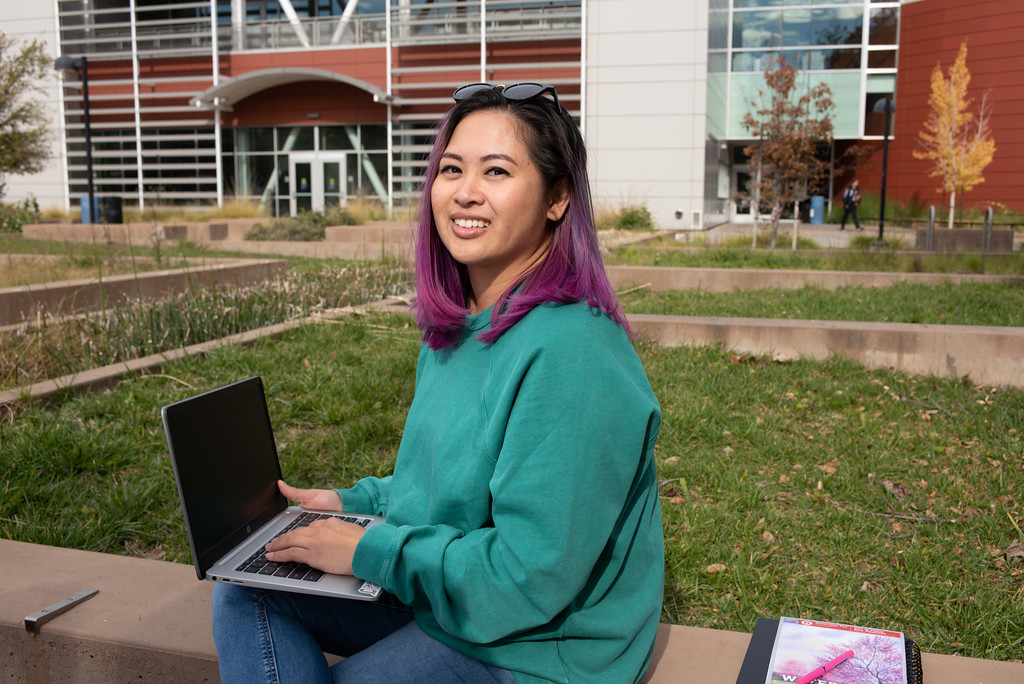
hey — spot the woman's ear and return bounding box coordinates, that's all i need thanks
[546,179,570,222]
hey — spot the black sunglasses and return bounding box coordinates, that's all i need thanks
[452,82,564,113]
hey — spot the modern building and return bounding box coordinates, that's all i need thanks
[877,0,1024,216]
[6,1,1017,227]
[10,0,707,228]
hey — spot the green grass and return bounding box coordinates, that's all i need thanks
[2,314,1022,661]
[619,281,1024,327]
[608,240,1024,275]
[2,234,1023,661]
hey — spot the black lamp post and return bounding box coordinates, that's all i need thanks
[872,96,895,246]
[55,55,95,224]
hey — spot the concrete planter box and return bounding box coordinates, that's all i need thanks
[0,258,287,327]
[21,218,269,244]
[915,227,1015,252]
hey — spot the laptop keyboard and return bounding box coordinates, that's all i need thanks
[235,511,373,582]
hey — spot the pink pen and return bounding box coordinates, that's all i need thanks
[794,650,855,684]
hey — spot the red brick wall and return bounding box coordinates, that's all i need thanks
[226,81,384,127]
[855,0,1024,214]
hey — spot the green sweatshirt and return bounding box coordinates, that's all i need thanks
[338,301,664,683]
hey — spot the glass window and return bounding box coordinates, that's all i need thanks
[732,50,779,72]
[359,153,389,200]
[734,0,861,5]
[708,52,729,73]
[864,93,895,136]
[237,127,274,153]
[869,7,899,45]
[319,125,356,150]
[236,154,276,196]
[811,7,862,46]
[733,10,780,49]
[868,49,897,69]
[360,124,388,151]
[278,126,314,152]
[220,127,234,153]
[709,11,729,50]
[277,154,289,186]
[732,48,859,72]
[346,154,360,196]
[223,155,235,197]
[782,9,811,47]
[866,73,896,93]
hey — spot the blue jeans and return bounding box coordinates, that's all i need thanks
[211,583,516,684]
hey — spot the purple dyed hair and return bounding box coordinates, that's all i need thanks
[412,86,630,350]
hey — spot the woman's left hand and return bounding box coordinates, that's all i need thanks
[264,517,365,575]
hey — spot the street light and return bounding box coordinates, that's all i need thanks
[873,96,895,246]
[55,55,95,224]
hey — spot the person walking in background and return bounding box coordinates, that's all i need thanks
[840,179,862,230]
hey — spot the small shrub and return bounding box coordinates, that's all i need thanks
[593,205,618,232]
[847,233,907,250]
[323,206,357,226]
[245,207,356,241]
[345,197,389,223]
[0,196,41,232]
[616,205,654,231]
[201,197,268,219]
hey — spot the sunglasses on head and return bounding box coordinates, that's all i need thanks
[453,82,564,113]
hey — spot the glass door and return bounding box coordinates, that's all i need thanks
[289,153,347,215]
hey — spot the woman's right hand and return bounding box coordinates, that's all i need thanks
[278,480,344,512]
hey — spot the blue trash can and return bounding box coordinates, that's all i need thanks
[80,195,100,224]
[809,195,825,225]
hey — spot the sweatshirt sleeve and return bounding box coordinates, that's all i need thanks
[351,308,661,646]
[335,475,392,517]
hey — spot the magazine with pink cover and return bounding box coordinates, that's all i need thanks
[765,617,908,684]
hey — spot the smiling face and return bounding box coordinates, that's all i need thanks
[430,109,569,313]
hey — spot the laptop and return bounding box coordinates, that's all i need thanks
[161,375,383,600]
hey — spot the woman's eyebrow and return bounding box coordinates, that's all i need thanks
[440,151,519,166]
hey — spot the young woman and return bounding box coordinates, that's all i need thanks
[212,83,664,684]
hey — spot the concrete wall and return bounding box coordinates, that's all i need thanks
[0,258,288,327]
[630,314,1024,389]
[586,0,708,230]
[3,538,1024,683]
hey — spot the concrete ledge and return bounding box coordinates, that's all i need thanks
[325,224,410,245]
[1,540,218,682]
[22,219,265,244]
[630,314,1024,389]
[21,222,414,261]
[187,239,411,261]
[3,540,1021,683]
[915,227,1015,253]
[0,258,288,328]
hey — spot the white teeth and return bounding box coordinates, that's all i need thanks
[453,218,490,229]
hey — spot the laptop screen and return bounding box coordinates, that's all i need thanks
[162,376,287,578]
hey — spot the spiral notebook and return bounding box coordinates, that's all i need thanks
[736,616,923,684]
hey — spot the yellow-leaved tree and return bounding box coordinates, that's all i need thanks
[913,41,995,228]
